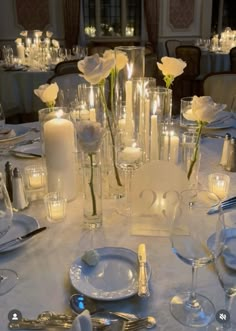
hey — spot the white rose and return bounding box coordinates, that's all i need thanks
[34,83,59,104]
[76,120,104,154]
[15,38,22,44]
[78,54,115,85]
[103,49,128,72]
[183,96,225,123]
[157,56,186,78]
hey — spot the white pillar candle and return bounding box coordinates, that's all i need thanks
[121,146,142,163]
[150,112,158,160]
[125,80,133,134]
[163,133,169,161]
[144,99,150,159]
[89,108,96,122]
[118,118,126,131]
[16,43,25,62]
[44,117,78,201]
[170,134,180,164]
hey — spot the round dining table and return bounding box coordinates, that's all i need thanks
[0,121,236,331]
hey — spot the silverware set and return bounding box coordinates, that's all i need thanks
[8,311,156,330]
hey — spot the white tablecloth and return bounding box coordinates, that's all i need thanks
[0,70,53,116]
[0,122,236,331]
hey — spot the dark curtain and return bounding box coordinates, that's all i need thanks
[63,0,80,49]
[144,0,160,54]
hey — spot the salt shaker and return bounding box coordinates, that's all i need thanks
[12,167,29,210]
[225,137,236,172]
[220,133,231,166]
[5,161,13,202]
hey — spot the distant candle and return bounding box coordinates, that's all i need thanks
[89,108,96,122]
[80,109,90,120]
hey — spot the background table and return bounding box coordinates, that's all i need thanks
[0,122,236,331]
[200,51,230,76]
[0,69,53,119]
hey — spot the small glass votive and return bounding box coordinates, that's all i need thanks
[44,192,67,223]
[208,173,230,200]
[24,165,47,190]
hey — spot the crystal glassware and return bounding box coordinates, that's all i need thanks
[169,189,225,328]
[116,131,143,216]
[212,209,236,329]
[0,173,18,294]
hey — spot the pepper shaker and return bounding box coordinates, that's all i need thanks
[225,137,236,172]
[220,133,231,167]
[12,167,29,210]
[5,161,13,202]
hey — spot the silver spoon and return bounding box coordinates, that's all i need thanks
[69,294,157,329]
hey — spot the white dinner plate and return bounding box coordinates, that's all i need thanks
[0,125,30,143]
[69,247,151,301]
[10,142,42,158]
[207,228,236,270]
[0,213,39,253]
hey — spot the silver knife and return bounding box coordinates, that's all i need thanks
[207,196,236,214]
[0,227,47,252]
[138,243,150,297]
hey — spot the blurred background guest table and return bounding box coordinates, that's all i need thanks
[0,65,54,121]
[0,121,236,330]
[200,50,230,76]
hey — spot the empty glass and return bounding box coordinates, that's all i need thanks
[169,189,225,327]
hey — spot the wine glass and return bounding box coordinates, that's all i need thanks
[0,103,5,128]
[0,173,18,295]
[169,189,225,328]
[209,209,236,330]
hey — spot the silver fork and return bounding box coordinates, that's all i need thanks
[122,317,155,330]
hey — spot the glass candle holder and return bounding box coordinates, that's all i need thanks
[24,165,47,190]
[208,173,230,200]
[44,192,67,223]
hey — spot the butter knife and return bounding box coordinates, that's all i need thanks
[207,196,236,214]
[0,227,47,252]
[138,243,150,297]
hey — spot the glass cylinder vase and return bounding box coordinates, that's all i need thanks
[38,107,78,201]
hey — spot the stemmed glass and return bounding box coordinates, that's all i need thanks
[169,189,225,328]
[116,131,143,216]
[0,173,18,295]
[208,209,236,330]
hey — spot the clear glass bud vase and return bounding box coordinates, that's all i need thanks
[82,150,103,229]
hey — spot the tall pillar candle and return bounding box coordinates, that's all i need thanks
[16,43,25,62]
[150,111,159,160]
[40,109,78,201]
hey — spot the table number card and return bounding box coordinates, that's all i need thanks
[131,160,189,237]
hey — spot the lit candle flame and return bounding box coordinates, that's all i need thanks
[56,109,64,118]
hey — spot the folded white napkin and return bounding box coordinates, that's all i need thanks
[71,310,92,331]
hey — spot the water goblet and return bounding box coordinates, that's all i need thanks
[0,173,18,294]
[0,103,5,128]
[169,189,225,328]
[116,131,143,216]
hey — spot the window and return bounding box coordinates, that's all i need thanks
[83,0,142,41]
[211,0,236,35]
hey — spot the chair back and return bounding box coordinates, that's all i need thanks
[175,45,201,78]
[54,60,80,75]
[230,47,236,73]
[165,40,181,57]
[203,72,236,110]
